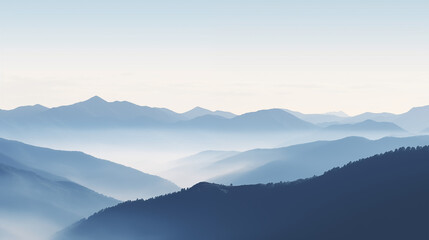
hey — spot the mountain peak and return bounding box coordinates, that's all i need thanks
[185,106,211,114]
[88,95,106,101]
[325,111,349,117]
[182,107,213,119]
[189,182,229,193]
[408,105,429,113]
[84,96,107,104]
[191,106,208,111]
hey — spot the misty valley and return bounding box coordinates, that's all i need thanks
[0,97,428,239]
[3,0,429,239]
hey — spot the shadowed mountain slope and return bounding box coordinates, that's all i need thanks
[57,146,429,240]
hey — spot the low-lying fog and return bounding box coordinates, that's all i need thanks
[0,127,412,187]
[0,211,63,240]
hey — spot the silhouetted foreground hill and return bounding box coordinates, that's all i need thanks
[57,146,429,240]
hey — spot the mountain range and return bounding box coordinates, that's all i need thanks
[175,109,317,131]
[3,96,428,132]
[2,96,429,239]
[287,106,429,132]
[56,146,429,240]
[182,107,236,119]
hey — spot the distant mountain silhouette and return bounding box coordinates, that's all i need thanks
[325,111,349,117]
[330,106,429,132]
[2,97,429,132]
[212,135,429,185]
[393,105,429,132]
[325,119,405,132]
[0,104,48,117]
[1,98,315,132]
[0,152,67,182]
[231,109,316,131]
[342,112,398,124]
[182,107,236,119]
[56,146,429,240]
[175,114,229,129]
[0,138,179,200]
[176,109,317,131]
[283,109,346,124]
[0,96,186,129]
[39,96,186,128]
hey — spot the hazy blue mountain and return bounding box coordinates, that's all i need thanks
[0,152,67,182]
[175,109,317,131]
[0,104,48,118]
[213,135,429,185]
[283,109,346,124]
[325,111,349,117]
[0,96,186,129]
[342,112,398,124]
[325,119,405,132]
[0,138,179,200]
[0,154,119,240]
[40,96,185,128]
[2,98,429,133]
[0,161,118,221]
[393,105,429,132]
[0,152,31,170]
[56,147,429,240]
[231,109,317,131]
[176,114,229,129]
[0,228,14,240]
[0,104,50,131]
[182,107,236,119]
[319,106,429,132]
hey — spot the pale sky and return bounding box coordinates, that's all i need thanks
[0,0,428,115]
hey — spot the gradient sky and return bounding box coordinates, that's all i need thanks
[1,0,428,115]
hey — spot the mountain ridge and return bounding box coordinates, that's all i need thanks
[56,146,429,240]
[0,137,179,200]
